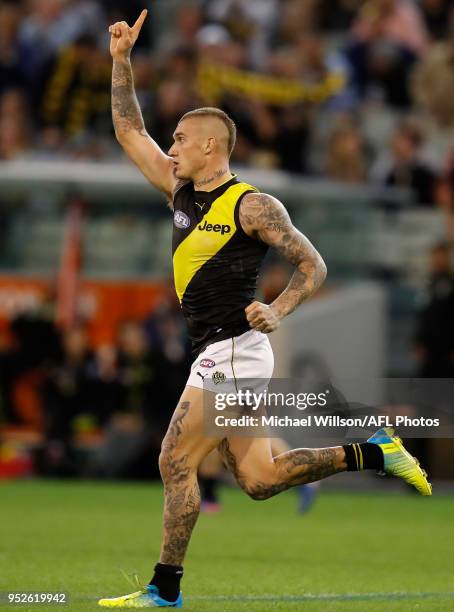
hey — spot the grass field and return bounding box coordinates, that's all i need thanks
[1,480,454,611]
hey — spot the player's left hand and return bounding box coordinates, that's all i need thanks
[245,301,281,333]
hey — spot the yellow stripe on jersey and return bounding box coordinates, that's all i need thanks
[173,182,257,303]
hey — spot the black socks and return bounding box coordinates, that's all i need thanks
[149,563,183,602]
[343,443,384,471]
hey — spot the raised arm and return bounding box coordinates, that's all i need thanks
[240,192,327,333]
[109,10,176,200]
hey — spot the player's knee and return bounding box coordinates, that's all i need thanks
[243,480,274,501]
[158,448,169,482]
[159,447,183,484]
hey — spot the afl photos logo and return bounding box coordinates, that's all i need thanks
[174,210,190,229]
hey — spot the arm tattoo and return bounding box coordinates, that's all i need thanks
[240,192,327,317]
[111,59,147,138]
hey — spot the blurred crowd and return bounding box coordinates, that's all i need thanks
[0,0,454,209]
[0,260,297,478]
[0,291,192,477]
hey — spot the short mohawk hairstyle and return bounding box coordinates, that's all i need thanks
[179,107,237,156]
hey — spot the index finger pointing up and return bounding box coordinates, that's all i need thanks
[131,9,148,34]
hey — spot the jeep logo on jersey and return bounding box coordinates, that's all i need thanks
[198,220,231,235]
[174,210,190,229]
[200,358,215,368]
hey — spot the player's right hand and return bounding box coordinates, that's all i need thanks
[109,9,148,60]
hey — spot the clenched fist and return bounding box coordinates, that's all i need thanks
[245,301,281,333]
[108,9,147,60]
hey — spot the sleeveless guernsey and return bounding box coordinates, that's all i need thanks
[172,175,268,357]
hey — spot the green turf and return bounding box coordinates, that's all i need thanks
[1,480,454,611]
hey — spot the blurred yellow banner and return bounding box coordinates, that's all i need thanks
[197,61,346,105]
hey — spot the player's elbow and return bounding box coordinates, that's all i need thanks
[317,256,328,288]
[114,127,130,145]
[299,254,327,291]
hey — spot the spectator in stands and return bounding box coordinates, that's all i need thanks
[90,321,163,479]
[346,38,417,108]
[87,343,122,426]
[156,4,202,55]
[435,176,454,213]
[346,0,429,107]
[127,52,156,136]
[220,95,282,169]
[419,0,453,41]
[388,120,438,204]
[196,24,248,71]
[316,0,363,32]
[151,78,198,151]
[158,45,197,88]
[278,0,319,45]
[435,165,454,239]
[260,50,313,172]
[205,0,279,68]
[415,242,454,377]
[0,202,11,266]
[39,33,111,140]
[10,294,60,371]
[324,123,368,182]
[143,292,192,415]
[0,89,31,160]
[371,119,438,205]
[41,324,95,476]
[0,0,24,95]
[295,32,353,111]
[151,312,191,414]
[115,321,161,421]
[18,0,105,78]
[412,21,454,127]
[351,0,429,56]
[0,331,15,425]
[0,292,61,433]
[271,104,310,173]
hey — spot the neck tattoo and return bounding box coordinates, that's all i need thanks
[194,169,228,188]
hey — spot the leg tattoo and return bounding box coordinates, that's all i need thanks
[218,439,290,500]
[274,447,346,487]
[159,402,200,565]
[219,439,346,501]
[218,439,246,490]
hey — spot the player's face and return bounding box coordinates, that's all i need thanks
[168,119,208,180]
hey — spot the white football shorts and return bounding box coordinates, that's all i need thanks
[186,328,274,395]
